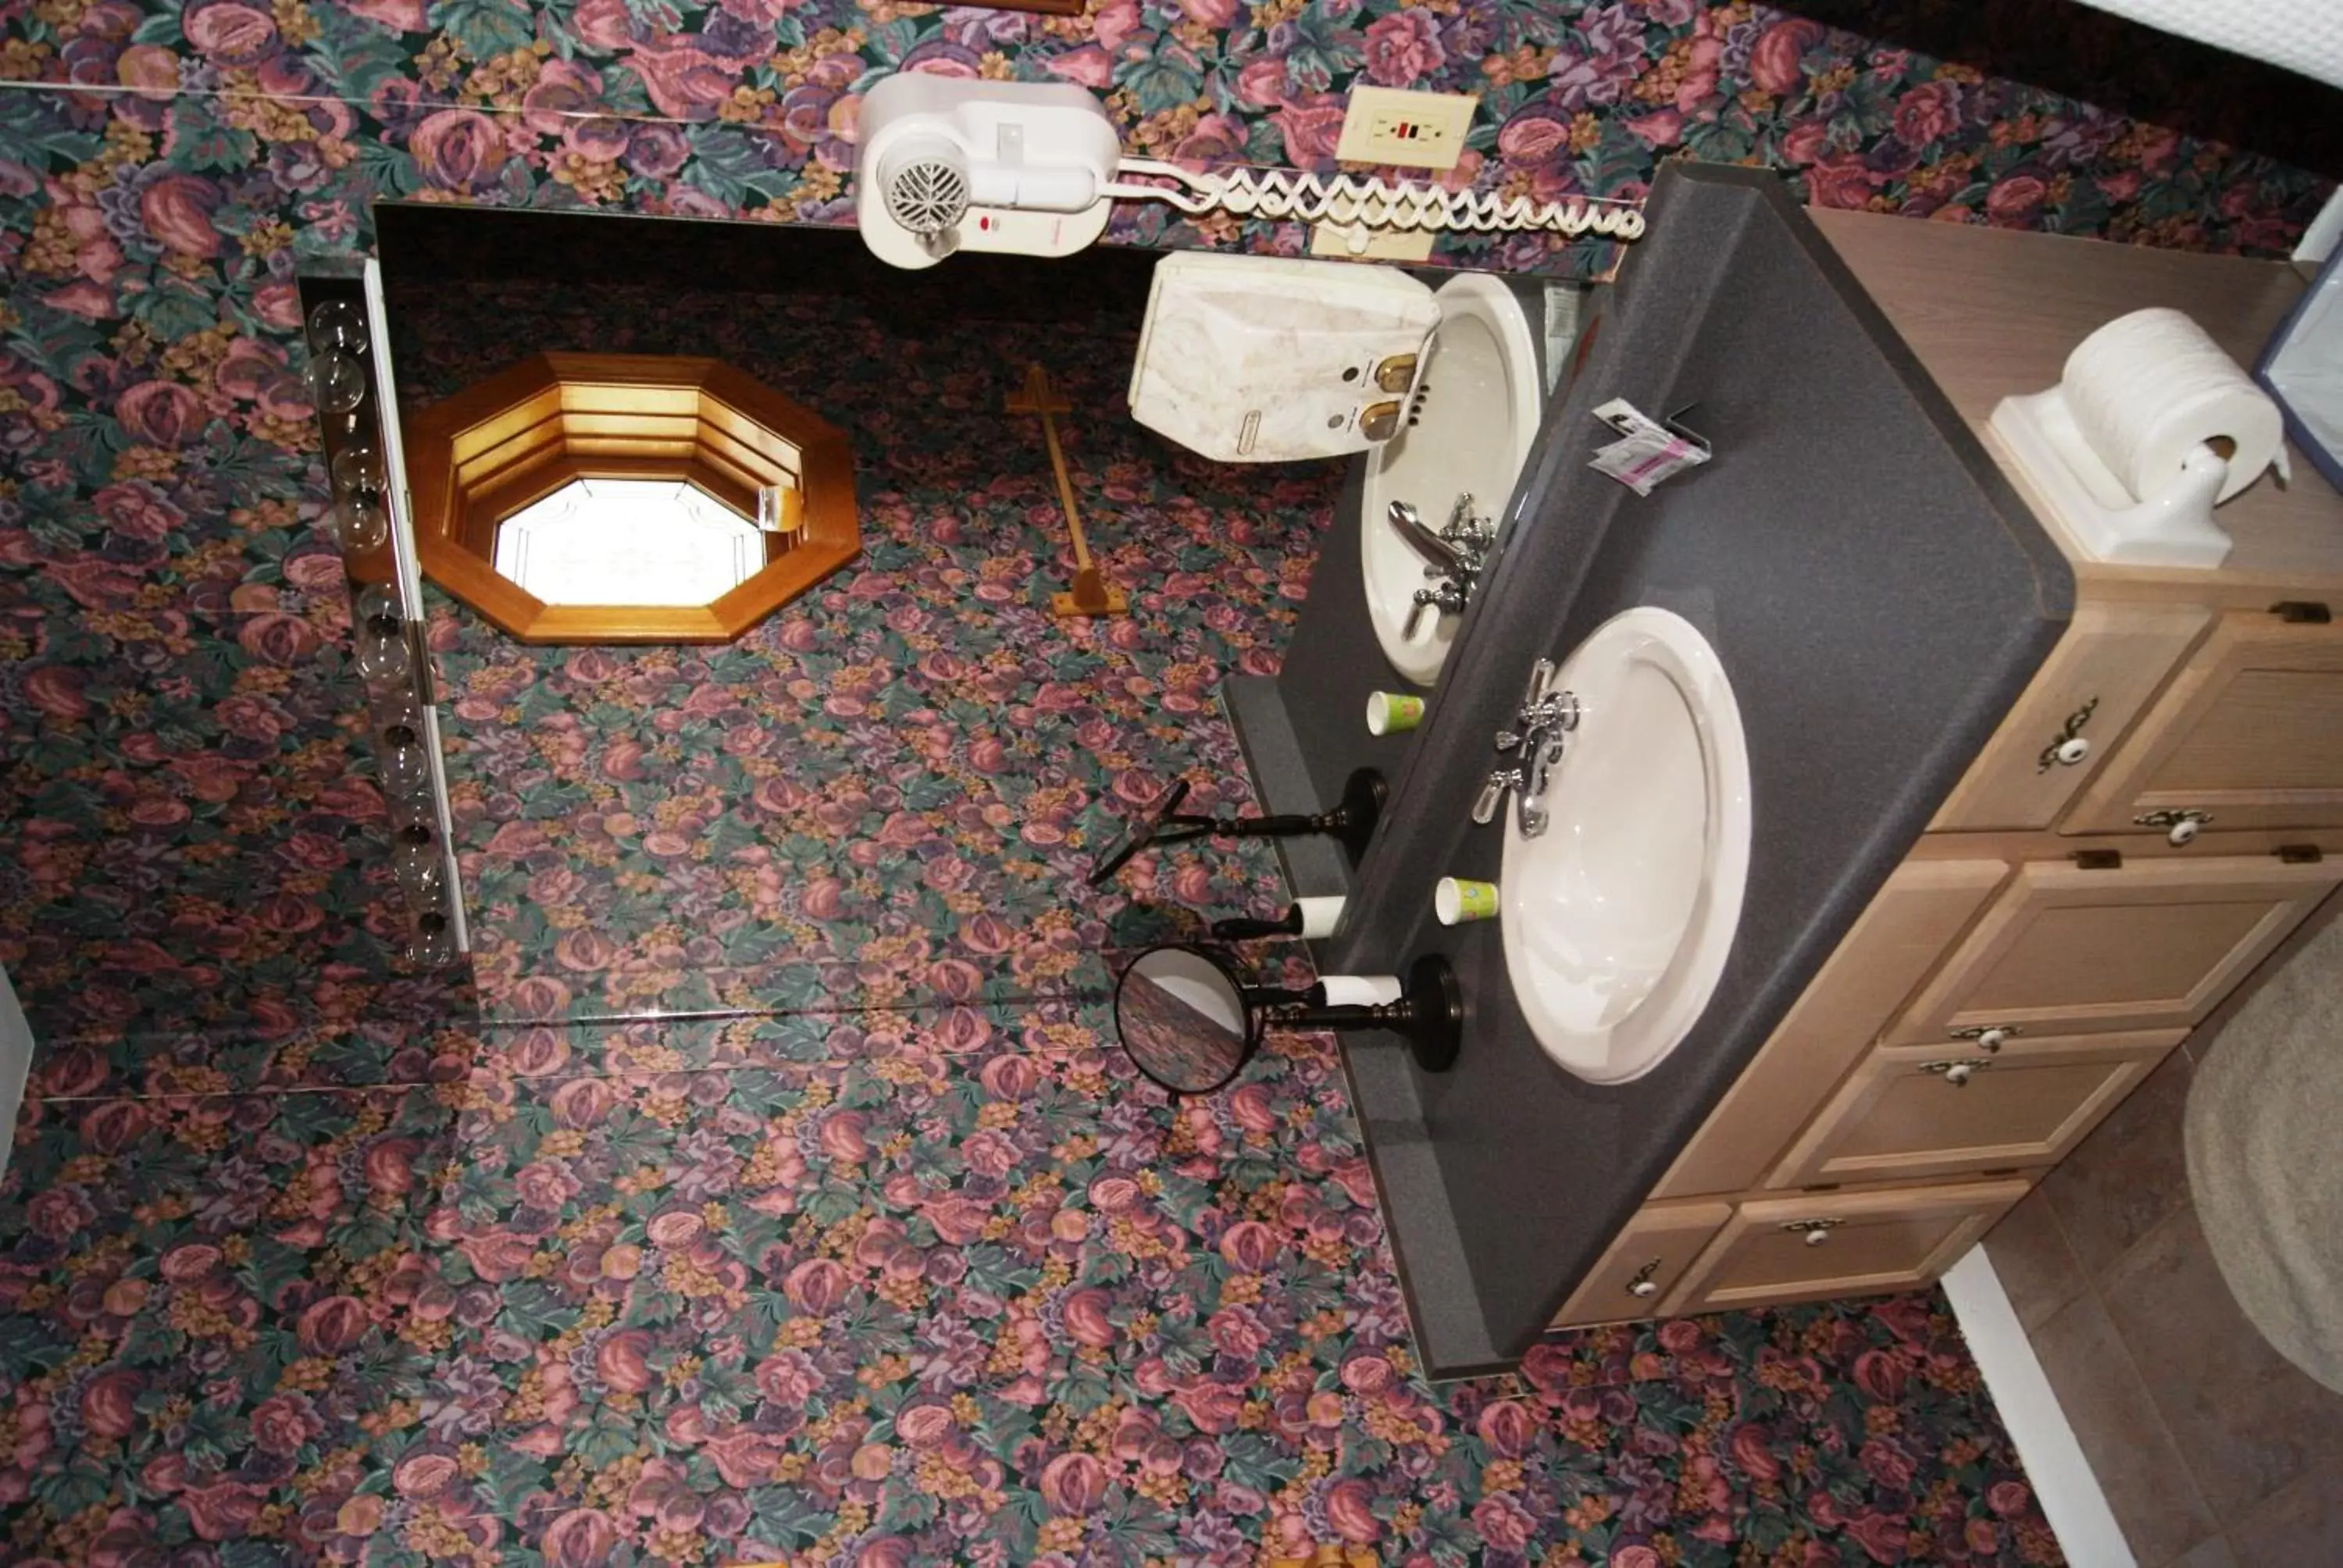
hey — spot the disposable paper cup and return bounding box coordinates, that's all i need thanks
[1435,877,1499,925]
[1318,974,1405,1007]
[1366,691,1425,736]
[1293,896,1346,939]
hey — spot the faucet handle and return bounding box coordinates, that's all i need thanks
[1528,690,1582,733]
[1472,768,1521,825]
[1514,657,1557,722]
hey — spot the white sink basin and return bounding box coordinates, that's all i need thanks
[1361,274,1543,688]
[1499,608,1751,1084]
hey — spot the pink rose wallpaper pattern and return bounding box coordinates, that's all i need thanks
[2,1003,2065,1565]
[2,0,2334,1560]
[0,0,2334,1049]
[2,183,2068,1568]
[394,246,1325,1032]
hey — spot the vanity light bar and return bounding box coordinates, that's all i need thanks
[301,272,470,965]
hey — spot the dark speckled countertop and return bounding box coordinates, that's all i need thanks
[1246,165,2075,1377]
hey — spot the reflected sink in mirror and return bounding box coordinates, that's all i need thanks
[1500,607,1751,1084]
[1361,274,1545,687]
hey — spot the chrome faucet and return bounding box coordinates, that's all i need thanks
[1389,494,1496,638]
[1472,657,1580,837]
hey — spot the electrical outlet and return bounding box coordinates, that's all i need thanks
[1334,87,1478,171]
[1309,223,1436,262]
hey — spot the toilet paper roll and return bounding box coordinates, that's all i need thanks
[2061,307,2283,504]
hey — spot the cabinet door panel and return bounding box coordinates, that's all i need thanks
[1548,1202,1731,1329]
[1885,856,2342,1043]
[1769,1030,2183,1188]
[1651,859,2009,1200]
[2068,611,2343,835]
[1664,1181,2029,1316]
[1929,600,2210,832]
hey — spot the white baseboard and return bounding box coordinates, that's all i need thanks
[1942,1246,2138,1568]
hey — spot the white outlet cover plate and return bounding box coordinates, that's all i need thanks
[1335,86,1478,171]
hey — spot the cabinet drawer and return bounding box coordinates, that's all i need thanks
[1769,1029,2184,1188]
[1549,1202,1731,1329]
[1663,1180,2029,1317]
[1885,854,2342,1044]
[1652,858,2009,1199]
[1930,600,2210,832]
[2067,608,2343,836]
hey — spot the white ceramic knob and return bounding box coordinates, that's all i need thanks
[1629,1279,1658,1299]
[1803,1226,1831,1248]
[1945,1064,1975,1087]
[2054,736,2091,766]
[2169,818,2201,846]
[1976,1028,2011,1053]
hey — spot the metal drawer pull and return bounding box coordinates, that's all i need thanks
[1923,1058,1995,1087]
[1624,1258,1662,1299]
[2134,807,2213,846]
[1779,1218,1846,1247]
[2035,696,2099,772]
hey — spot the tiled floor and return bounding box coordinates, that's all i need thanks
[1985,1030,2343,1566]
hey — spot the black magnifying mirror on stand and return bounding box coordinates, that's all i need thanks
[1087,768,1386,887]
[1111,943,1462,1095]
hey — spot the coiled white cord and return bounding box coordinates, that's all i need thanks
[1106,157,1646,248]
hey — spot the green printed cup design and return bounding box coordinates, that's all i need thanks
[1366,691,1425,736]
[1435,877,1498,925]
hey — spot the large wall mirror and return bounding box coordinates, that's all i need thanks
[379,209,1343,1032]
[378,208,1570,1038]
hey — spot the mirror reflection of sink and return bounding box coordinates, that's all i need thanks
[1361,275,1544,688]
[1500,608,1751,1084]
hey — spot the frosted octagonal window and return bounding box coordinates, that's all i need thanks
[407,354,859,643]
[494,479,763,607]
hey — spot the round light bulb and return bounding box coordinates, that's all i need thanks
[307,350,367,416]
[307,299,369,356]
[393,832,446,900]
[331,440,384,497]
[325,495,388,554]
[405,911,453,968]
[385,789,437,836]
[352,612,411,685]
[378,722,432,796]
[369,686,426,734]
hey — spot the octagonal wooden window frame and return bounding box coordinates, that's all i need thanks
[405,352,858,644]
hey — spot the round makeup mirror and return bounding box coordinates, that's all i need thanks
[1112,944,1260,1095]
[1111,944,1465,1095]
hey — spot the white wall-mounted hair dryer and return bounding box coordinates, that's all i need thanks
[852,76,1643,271]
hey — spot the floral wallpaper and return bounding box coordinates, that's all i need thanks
[1,0,2334,1049]
[0,999,2064,1565]
[396,258,1329,1027]
[0,2,2330,1558]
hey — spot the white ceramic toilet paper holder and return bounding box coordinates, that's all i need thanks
[1988,387,2234,568]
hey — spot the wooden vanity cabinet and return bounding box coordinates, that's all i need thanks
[1885,854,2343,1045]
[2067,609,2343,837]
[1768,1028,2184,1188]
[1549,1202,1732,1328]
[1927,600,2213,834]
[1546,213,2343,1335]
[1660,1181,2030,1317]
